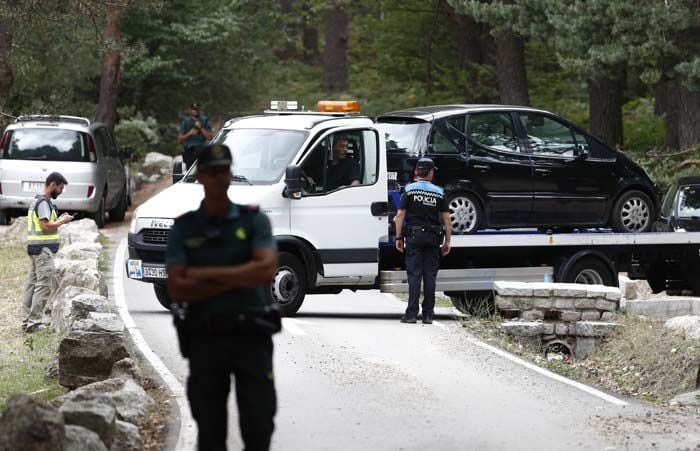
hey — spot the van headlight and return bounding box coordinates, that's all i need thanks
[129,217,138,234]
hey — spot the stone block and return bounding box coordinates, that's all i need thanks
[554,298,576,310]
[663,315,700,340]
[63,425,108,451]
[575,321,620,337]
[542,323,555,335]
[569,323,578,335]
[530,282,554,297]
[595,299,618,312]
[494,281,533,296]
[581,311,601,321]
[531,297,553,309]
[495,295,516,310]
[601,312,615,321]
[625,298,694,320]
[560,311,582,322]
[59,399,116,448]
[574,298,597,309]
[501,321,545,336]
[574,338,597,358]
[555,323,569,335]
[522,310,544,321]
[0,394,65,450]
[585,285,621,301]
[58,330,129,389]
[553,283,587,298]
[112,420,142,451]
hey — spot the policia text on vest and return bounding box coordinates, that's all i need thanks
[22,172,73,333]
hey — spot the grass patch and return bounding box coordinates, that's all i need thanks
[460,312,700,403]
[392,291,454,309]
[0,241,65,410]
[97,233,110,273]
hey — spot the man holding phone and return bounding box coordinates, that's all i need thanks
[178,102,214,169]
[22,172,73,333]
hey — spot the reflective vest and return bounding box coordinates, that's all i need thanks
[27,195,60,255]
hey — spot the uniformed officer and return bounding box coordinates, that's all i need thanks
[166,144,279,451]
[394,158,451,324]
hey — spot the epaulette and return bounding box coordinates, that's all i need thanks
[241,204,260,213]
[174,211,197,222]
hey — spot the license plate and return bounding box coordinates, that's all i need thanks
[143,266,168,279]
[387,171,397,181]
[127,259,143,279]
[23,181,45,192]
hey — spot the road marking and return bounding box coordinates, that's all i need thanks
[463,335,629,406]
[113,240,197,450]
[432,320,448,331]
[282,318,307,336]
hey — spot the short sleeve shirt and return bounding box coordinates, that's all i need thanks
[399,180,449,227]
[35,197,53,220]
[326,158,361,191]
[166,201,276,314]
[179,114,213,148]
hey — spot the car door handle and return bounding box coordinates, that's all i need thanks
[535,168,551,175]
[371,202,388,216]
[473,164,490,170]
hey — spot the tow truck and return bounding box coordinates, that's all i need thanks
[126,100,700,315]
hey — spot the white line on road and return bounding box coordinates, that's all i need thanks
[282,318,308,336]
[432,320,448,331]
[464,335,629,406]
[113,240,197,449]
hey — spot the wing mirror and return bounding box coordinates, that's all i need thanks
[284,165,302,199]
[172,160,184,183]
[575,146,589,160]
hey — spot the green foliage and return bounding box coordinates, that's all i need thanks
[114,110,161,162]
[622,98,665,153]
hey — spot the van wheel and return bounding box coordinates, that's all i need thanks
[447,193,481,234]
[266,252,306,316]
[563,257,615,286]
[91,194,106,228]
[153,284,172,310]
[109,186,128,222]
[610,190,654,233]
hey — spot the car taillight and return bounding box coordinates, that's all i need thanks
[87,185,94,198]
[87,135,96,162]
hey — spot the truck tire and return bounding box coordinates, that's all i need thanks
[109,185,128,222]
[562,257,615,286]
[448,290,494,316]
[447,193,481,234]
[91,193,106,228]
[266,252,306,316]
[610,190,654,233]
[153,284,172,310]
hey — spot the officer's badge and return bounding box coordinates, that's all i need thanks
[235,227,247,240]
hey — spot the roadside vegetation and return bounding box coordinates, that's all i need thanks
[0,241,65,410]
[460,306,700,404]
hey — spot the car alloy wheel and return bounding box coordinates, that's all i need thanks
[448,194,479,234]
[620,196,650,232]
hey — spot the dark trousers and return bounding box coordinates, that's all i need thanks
[183,146,198,169]
[405,229,441,318]
[187,334,276,451]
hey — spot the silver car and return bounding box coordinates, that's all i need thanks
[0,115,131,227]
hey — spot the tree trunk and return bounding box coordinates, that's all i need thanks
[95,8,121,129]
[587,74,625,149]
[301,1,320,66]
[0,14,14,107]
[277,0,297,60]
[494,30,529,106]
[321,3,349,92]
[654,78,680,150]
[677,84,700,150]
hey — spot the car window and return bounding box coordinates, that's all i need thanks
[105,130,119,157]
[678,185,700,218]
[519,113,578,157]
[468,112,520,153]
[380,120,429,156]
[1,128,89,162]
[428,115,465,155]
[299,130,378,194]
[93,128,112,159]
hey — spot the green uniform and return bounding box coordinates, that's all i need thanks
[166,199,277,451]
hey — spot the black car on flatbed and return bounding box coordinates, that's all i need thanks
[377,105,661,234]
[654,175,700,232]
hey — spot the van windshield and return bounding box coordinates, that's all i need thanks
[184,128,308,184]
[2,128,89,162]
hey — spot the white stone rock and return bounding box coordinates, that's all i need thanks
[586,284,621,301]
[553,283,587,298]
[147,174,160,183]
[48,286,96,332]
[669,390,700,407]
[663,315,700,340]
[0,216,27,243]
[493,281,533,296]
[575,321,620,337]
[58,219,99,246]
[530,282,554,297]
[53,259,100,294]
[141,152,173,175]
[501,321,545,336]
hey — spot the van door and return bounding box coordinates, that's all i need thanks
[290,126,387,278]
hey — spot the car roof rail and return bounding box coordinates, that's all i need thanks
[16,115,91,127]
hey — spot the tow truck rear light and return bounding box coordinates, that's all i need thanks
[270,100,298,111]
[87,135,96,162]
[316,100,360,113]
[87,185,94,198]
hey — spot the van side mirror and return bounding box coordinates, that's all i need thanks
[172,161,184,183]
[284,165,302,199]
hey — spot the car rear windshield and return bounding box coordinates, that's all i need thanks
[1,128,89,162]
[678,184,700,218]
[377,119,430,154]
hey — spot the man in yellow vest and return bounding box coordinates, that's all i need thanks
[22,172,73,333]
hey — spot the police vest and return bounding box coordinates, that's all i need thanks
[27,195,59,255]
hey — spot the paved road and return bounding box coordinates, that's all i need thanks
[111,237,700,451]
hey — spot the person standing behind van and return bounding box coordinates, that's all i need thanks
[178,102,214,169]
[22,172,73,333]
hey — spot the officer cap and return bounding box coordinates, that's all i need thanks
[197,144,232,169]
[416,157,436,171]
[190,102,201,109]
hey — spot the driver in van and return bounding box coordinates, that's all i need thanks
[325,136,360,191]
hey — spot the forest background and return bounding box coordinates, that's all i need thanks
[1,0,700,190]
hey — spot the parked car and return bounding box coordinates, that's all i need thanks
[653,176,700,232]
[0,115,132,227]
[376,105,661,233]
